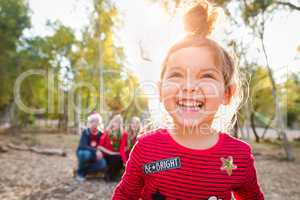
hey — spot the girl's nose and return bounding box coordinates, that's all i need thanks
[181,79,198,93]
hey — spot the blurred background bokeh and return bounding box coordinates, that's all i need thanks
[0,0,299,199]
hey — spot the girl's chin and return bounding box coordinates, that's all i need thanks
[173,116,204,128]
[171,112,213,130]
[174,119,204,129]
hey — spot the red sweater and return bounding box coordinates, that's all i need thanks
[112,129,264,200]
[99,130,128,165]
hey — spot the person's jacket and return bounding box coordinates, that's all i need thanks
[76,128,102,161]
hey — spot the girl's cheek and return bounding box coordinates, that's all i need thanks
[201,80,224,99]
[161,90,177,106]
[160,84,178,113]
[160,81,180,97]
[162,79,181,89]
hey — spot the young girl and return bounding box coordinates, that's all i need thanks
[112,1,264,199]
[100,114,128,181]
[75,112,107,182]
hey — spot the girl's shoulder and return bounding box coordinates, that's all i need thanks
[220,132,252,153]
[121,131,128,140]
[137,128,168,143]
[100,129,110,137]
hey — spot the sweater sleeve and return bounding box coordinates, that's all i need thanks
[119,132,128,165]
[99,131,111,149]
[112,140,144,200]
[99,132,106,147]
[233,149,264,200]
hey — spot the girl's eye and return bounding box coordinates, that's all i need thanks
[168,72,182,78]
[202,73,215,79]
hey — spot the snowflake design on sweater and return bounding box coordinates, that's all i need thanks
[208,196,223,200]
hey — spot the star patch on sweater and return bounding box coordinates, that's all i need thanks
[220,156,237,176]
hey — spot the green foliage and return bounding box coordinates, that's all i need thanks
[249,67,274,117]
[0,0,30,111]
[242,0,274,22]
[283,73,300,127]
[75,0,148,121]
[0,0,30,56]
[237,66,275,127]
[243,67,300,128]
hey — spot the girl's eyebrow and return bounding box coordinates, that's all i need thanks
[199,68,222,74]
[167,66,222,75]
[167,66,184,71]
[165,66,184,73]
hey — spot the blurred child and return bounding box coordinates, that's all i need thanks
[112,1,264,199]
[99,114,128,181]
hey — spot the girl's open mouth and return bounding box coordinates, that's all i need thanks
[176,98,205,112]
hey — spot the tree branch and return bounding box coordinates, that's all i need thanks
[7,143,67,157]
[276,1,300,11]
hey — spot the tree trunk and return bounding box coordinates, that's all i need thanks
[259,16,294,160]
[261,114,274,140]
[9,102,17,127]
[242,102,251,141]
[250,112,260,143]
[58,91,68,132]
[63,91,68,132]
[7,143,66,157]
[74,95,81,135]
[85,92,90,117]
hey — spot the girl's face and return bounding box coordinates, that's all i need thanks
[111,121,120,132]
[159,47,232,129]
[130,119,140,133]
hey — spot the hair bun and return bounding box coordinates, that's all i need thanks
[183,0,219,37]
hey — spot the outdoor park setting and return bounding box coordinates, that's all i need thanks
[0,0,300,199]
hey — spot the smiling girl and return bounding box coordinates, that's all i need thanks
[100,114,128,181]
[112,1,264,199]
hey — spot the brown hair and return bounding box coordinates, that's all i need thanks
[106,114,124,133]
[160,0,242,131]
[160,0,237,88]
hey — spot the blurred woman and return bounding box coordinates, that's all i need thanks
[75,112,107,182]
[99,114,128,181]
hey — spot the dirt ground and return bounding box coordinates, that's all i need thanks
[0,132,299,200]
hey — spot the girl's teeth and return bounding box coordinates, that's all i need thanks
[178,99,204,109]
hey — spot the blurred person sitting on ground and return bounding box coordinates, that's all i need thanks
[99,114,128,181]
[75,112,107,182]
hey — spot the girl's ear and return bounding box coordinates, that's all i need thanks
[222,84,236,105]
[157,81,163,102]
